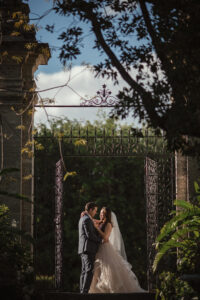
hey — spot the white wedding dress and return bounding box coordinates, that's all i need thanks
[89,212,146,293]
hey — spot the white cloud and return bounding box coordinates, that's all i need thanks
[34,65,133,126]
[34,60,162,127]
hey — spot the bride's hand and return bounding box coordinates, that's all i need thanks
[93,219,101,224]
[93,220,99,229]
[80,211,86,217]
[102,238,108,243]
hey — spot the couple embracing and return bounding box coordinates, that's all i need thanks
[78,202,146,294]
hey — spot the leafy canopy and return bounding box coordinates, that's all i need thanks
[49,0,200,153]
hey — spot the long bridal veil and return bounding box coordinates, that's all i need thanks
[109,211,128,261]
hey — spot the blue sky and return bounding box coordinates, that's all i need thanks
[27,0,104,74]
[24,0,139,127]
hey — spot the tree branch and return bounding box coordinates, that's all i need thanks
[139,0,162,57]
[139,1,175,91]
[88,12,163,128]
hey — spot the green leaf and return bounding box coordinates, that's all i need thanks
[0,190,33,204]
[153,226,200,272]
[174,199,193,210]
[194,181,200,194]
[194,231,199,238]
[153,240,181,272]
[156,199,200,244]
[0,168,19,176]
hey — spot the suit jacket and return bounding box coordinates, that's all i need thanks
[78,214,101,255]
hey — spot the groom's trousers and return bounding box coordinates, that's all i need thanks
[80,253,96,293]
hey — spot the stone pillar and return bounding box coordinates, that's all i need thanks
[175,152,189,202]
[0,0,50,235]
[176,150,200,203]
[188,156,200,201]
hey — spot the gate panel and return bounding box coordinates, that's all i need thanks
[157,156,175,230]
[145,157,158,290]
[55,159,64,289]
[145,155,175,290]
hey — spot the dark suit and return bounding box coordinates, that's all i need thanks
[78,214,101,293]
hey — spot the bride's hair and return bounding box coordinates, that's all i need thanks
[102,207,112,225]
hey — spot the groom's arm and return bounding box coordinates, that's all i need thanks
[83,218,101,243]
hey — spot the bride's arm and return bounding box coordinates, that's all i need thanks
[80,211,100,224]
[93,219,101,225]
[94,222,112,242]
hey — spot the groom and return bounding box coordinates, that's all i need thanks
[78,202,101,294]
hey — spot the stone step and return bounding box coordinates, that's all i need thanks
[36,291,156,300]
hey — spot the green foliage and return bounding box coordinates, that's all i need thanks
[156,271,196,300]
[52,0,200,154]
[154,181,200,299]
[0,168,36,298]
[153,182,200,273]
[0,204,34,299]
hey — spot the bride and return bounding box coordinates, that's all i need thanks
[89,206,146,293]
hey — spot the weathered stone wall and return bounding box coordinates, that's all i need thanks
[0,109,21,224]
[175,152,189,202]
[0,0,50,235]
[175,152,200,203]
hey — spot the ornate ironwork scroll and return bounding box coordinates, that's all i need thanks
[145,155,175,290]
[157,157,175,229]
[55,159,64,289]
[80,84,118,106]
[145,157,158,290]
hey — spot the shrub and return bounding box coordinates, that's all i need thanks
[0,204,34,300]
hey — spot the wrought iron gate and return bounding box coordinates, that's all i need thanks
[55,159,64,289]
[145,157,158,290]
[145,155,175,290]
[53,154,175,290]
[34,85,176,291]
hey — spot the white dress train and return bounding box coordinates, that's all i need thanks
[89,241,146,293]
